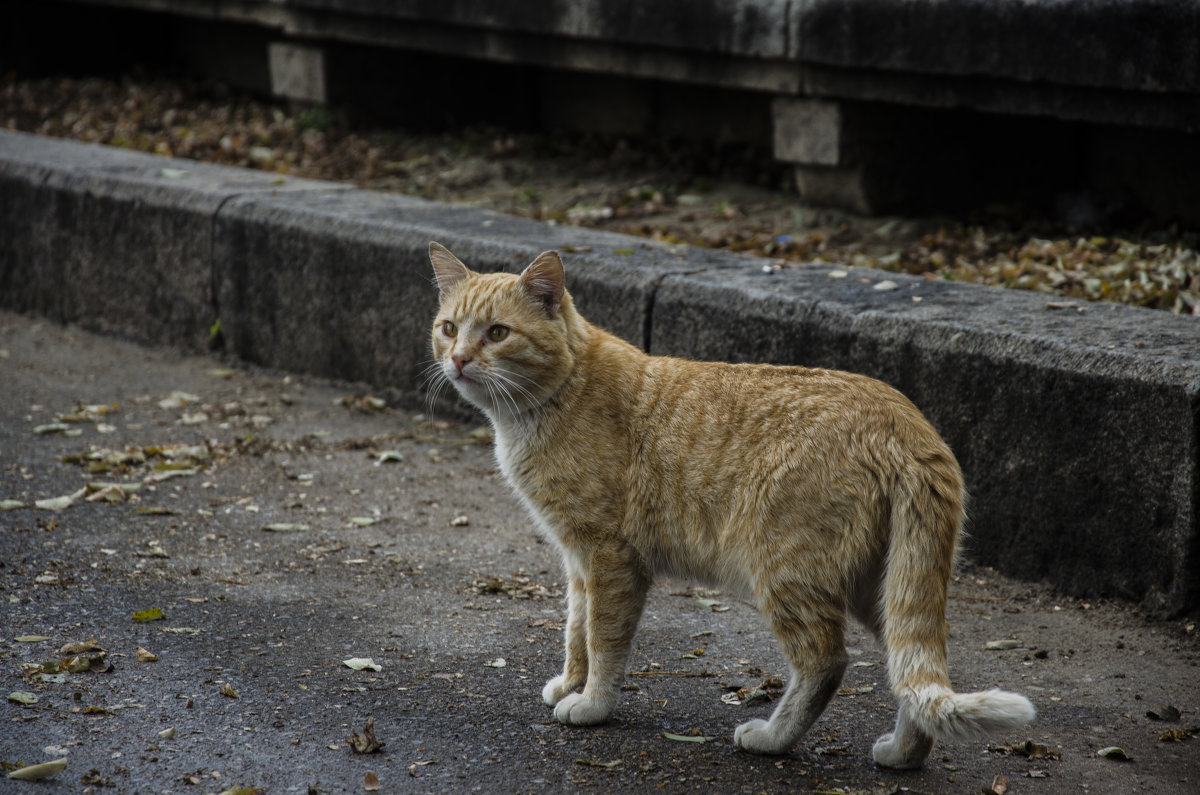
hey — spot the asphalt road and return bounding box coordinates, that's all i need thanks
[2,311,1197,794]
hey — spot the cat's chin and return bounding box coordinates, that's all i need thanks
[449,381,507,417]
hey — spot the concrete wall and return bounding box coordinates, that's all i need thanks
[2,131,1197,615]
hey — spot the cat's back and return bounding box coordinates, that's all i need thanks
[632,353,924,443]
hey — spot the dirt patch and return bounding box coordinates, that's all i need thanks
[3,72,1198,315]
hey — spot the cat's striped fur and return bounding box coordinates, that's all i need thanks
[428,242,1034,768]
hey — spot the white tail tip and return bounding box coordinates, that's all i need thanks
[910,686,1036,742]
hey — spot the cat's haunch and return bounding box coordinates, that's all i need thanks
[428,241,1034,769]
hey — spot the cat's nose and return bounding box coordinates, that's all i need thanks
[451,352,471,373]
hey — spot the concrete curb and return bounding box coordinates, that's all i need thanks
[2,130,1197,614]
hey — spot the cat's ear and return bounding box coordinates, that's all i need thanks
[429,241,472,297]
[519,250,565,316]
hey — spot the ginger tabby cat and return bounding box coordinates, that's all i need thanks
[427,242,1034,768]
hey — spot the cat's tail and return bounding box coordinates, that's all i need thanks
[899,684,1037,742]
[881,451,1035,745]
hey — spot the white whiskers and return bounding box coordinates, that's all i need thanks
[420,358,452,416]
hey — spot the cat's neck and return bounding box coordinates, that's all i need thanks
[488,305,641,435]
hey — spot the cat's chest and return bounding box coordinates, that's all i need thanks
[493,420,581,536]
[491,423,527,487]
[492,422,547,511]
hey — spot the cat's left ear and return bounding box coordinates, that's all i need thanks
[429,241,472,297]
[519,250,566,316]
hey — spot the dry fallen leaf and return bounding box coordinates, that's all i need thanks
[157,391,201,410]
[576,759,621,768]
[33,423,76,436]
[136,506,179,516]
[984,639,1022,650]
[35,487,87,511]
[1146,704,1181,722]
[375,450,404,465]
[983,774,1010,795]
[262,523,311,533]
[7,756,68,781]
[1097,746,1131,761]
[347,717,385,754]
[343,658,382,672]
[1159,729,1191,742]
[63,651,113,673]
[989,740,1060,760]
[662,730,714,743]
[85,484,128,504]
[220,682,238,698]
[137,646,159,662]
[364,772,380,791]
[342,394,388,413]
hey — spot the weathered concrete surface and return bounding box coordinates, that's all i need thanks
[44,0,1200,130]
[1,131,1198,614]
[0,130,346,351]
[793,0,1200,95]
[2,312,1198,793]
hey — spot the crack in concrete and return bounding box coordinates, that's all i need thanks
[643,268,709,352]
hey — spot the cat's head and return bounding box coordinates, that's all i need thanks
[428,242,580,418]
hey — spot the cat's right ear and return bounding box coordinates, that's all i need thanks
[519,250,565,316]
[429,241,472,297]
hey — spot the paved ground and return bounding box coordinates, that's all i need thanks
[2,310,1197,794]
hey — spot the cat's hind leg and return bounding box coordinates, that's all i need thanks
[543,573,589,705]
[871,700,934,769]
[552,546,649,726]
[734,591,847,755]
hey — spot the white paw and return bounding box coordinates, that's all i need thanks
[542,674,575,706]
[872,732,923,770]
[552,692,611,726]
[734,718,788,755]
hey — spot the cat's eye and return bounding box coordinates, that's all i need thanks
[486,325,510,343]
[442,320,458,337]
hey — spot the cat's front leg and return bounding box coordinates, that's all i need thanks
[552,552,649,726]
[543,573,588,705]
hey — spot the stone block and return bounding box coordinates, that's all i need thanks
[0,130,341,350]
[773,96,844,167]
[269,41,328,103]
